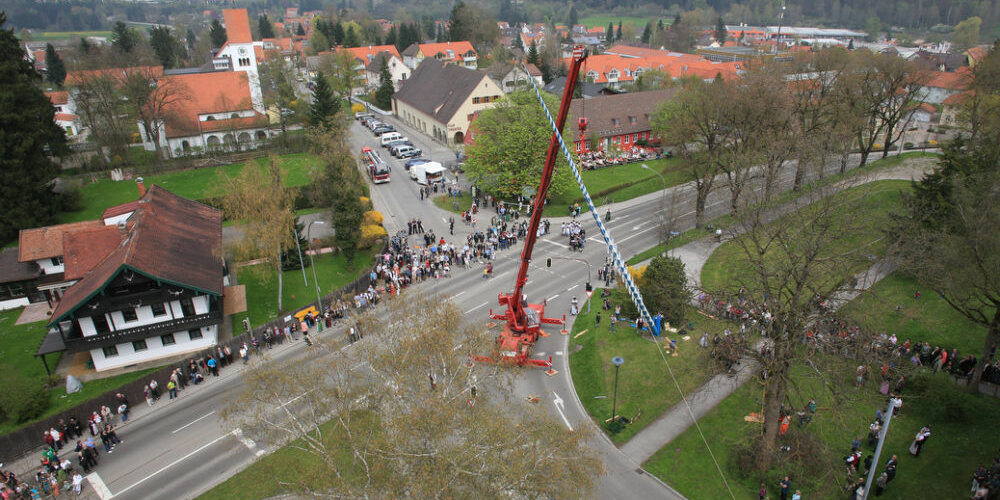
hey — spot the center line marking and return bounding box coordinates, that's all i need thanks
[113,431,237,497]
[548,294,560,301]
[171,411,216,434]
[465,302,488,314]
[451,291,466,299]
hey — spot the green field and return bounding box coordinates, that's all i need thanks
[25,30,112,41]
[234,245,379,328]
[60,153,323,223]
[840,272,987,356]
[645,357,1000,499]
[569,295,734,444]
[700,180,910,294]
[0,309,157,435]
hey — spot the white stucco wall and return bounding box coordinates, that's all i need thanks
[89,325,219,371]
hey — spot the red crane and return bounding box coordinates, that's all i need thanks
[480,47,589,367]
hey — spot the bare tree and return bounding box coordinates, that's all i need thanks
[651,79,728,228]
[219,159,296,312]
[121,67,191,160]
[221,296,603,498]
[71,71,133,163]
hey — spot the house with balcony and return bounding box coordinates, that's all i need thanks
[402,41,478,70]
[34,185,226,372]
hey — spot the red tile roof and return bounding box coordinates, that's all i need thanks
[101,201,140,220]
[54,113,78,122]
[223,9,253,44]
[943,89,974,106]
[46,91,68,105]
[65,66,163,87]
[342,44,402,64]
[967,46,987,64]
[198,114,269,132]
[51,185,224,324]
[925,69,972,90]
[159,71,258,138]
[18,220,102,262]
[417,41,477,63]
[63,226,123,280]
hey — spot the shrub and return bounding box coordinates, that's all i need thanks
[0,365,49,424]
[59,185,85,212]
[363,210,384,226]
[359,224,387,248]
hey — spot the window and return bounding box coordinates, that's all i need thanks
[102,345,119,358]
[612,118,620,125]
[151,303,167,317]
[7,283,24,298]
[180,297,196,317]
[122,308,138,322]
[50,256,63,266]
[93,314,111,334]
[633,134,638,142]
[160,334,175,346]
[629,116,637,124]
[231,113,240,119]
[188,329,203,341]
[472,97,480,104]
[132,339,147,352]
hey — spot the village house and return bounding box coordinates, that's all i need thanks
[393,59,504,145]
[33,184,228,373]
[402,41,478,70]
[567,88,678,153]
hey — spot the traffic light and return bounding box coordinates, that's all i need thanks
[546,258,552,267]
[585,282,592,292]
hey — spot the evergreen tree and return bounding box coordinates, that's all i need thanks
[280,219,309,271]
[641,21,652,44]
[512,29,523,51]
[0,13,67,242]
[44,43,65,87]
[343,25,360,47]
[606,22,614,43]
[297,24,306,36]
[568,6,578,27]
[332,20,345,45]
[448,1,466,42]
[616,21,622,41]
[309,71,340,127]
[111,21,138,53]
[373,56,394,111]
[185,28,196,50]
[526,40,539,65]
[672,14,681,27]
[848,38,855,50]
[714,17,726,42]
[259,14,275,39]
[149,26,179,69]
[210,19,227,48]
[385,25,397,47]
[79,37,91,54]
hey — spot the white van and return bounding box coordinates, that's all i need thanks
[380,132,403,147]
[412,161,447,185]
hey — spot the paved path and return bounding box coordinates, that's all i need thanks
[618,157,936,466]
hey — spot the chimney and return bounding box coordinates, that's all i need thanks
[136,177,146,198]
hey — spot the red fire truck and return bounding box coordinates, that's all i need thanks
[361,147,390,183]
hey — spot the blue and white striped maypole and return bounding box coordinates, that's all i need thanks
[525,68,661,336]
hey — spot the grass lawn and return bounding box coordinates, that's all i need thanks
[552,157,685,209]
[839,272,987,356]
[26,31,113,41]
[0,309,157,435]
[432,193,474,213]
[700,180,910,293]
[235,246,379,327]
[59,153,323,223]
[644,357,1000,499]
[199,414,377,499]
[569,294,733,444]
[578,15,661,30]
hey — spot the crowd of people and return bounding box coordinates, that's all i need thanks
[578,146,662,170]
[562,221,586,252]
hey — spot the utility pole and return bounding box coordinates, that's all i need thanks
[610,356,625,422]
[307,220,325,331]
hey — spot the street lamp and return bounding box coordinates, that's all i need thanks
[293,225,308,286]
[642,163,669,256]
[307,220,325,331]
[611,356,625,423]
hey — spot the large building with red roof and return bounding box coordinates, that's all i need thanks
[30,184,227,372]
[402,41,478,70]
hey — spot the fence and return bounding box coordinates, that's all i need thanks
[0,254,378,464]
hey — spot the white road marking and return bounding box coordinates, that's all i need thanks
[555,351,564,356]
[552,392,574,431]
[465,302,488,314]
[567,285,578,291]
[112,431,238,497]
[171,411,216,434]
[280,390,313,408]
[86,472,113,500]
[547,294,560,301]
[234,428,266,457]
[535,351,546,356]
[450,291,466,299]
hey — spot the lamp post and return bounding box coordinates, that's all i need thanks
[293,225,308,286]
[611,356,625,422]
[307,220,325,331]
[642,163,669,256]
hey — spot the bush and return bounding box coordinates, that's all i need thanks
[0,365,49,424]
[59,185,86,212]
[363,210,384,225]
[359,224,387,248]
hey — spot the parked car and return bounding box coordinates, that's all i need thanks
[373,126,395,136]
[355,111,374,121]
[365,119,383,130]
[397,146,422,159]
[386,139,413,151]
[404,158,428,171]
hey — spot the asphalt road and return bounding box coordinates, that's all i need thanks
[78,114,922,499]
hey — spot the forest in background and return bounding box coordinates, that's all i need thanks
[4,0,999,41]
